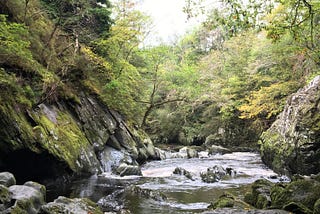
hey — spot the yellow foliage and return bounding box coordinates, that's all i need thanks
[239,81,299,119]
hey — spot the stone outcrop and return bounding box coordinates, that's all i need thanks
[0,179,46,214]
[243,175,320,214]
[260,76,320,176]
[0,92,157,183]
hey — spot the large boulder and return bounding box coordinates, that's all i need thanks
[6,183,46,214]
[0,172,16,187]
[244,179,273,209]
[260,76,320,176]
[244,175,320,214]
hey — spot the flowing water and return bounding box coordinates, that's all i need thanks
[47,152,286,213]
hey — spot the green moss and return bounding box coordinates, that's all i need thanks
[209,193,252,210]
[283,202,313,214]
[314,199,320,214]
[271,179,320,211]
[210,197,234,209]
[32,109,91,172]
[256,194,270,209]
[0,185,10,204]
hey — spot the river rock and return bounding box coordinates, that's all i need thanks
[271,178,320,213]
[208,145,231,155]
[209,193,252,210]
[244,179,273,209]
[40,196,103,214]
[7,183,46,214]
[97,189,125,212]
[201,165,226,183]
[0,172,16,187]
[260,75,320,176]
[115,163,142,177]
[173,167,194,180]
[203,208,290,214]
[178,147,199,158]
[126,186,167,201]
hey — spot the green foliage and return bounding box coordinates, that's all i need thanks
[40,0,112,42]
[0,15,33,67]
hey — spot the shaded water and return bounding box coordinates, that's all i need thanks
[47,152,284,213]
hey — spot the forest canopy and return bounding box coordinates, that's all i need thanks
[0,0,319,147]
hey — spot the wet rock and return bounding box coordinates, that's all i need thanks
[7,183,46,214]
[260,76,320,176]
[244,179,273,209]
[165,147,199,159]
[208,193,252,210]
[126,185,167,201]
[154,148,167,160]
[24,181,46,198]
[200,165,227,183]
[97,189,125,212]
[270,178,320,212]
[0,172,16,187]
[40,196,103,214]
[208,145,231,155]
[115,163,142,177]
[173,167,194,180]
[203,208,290,214]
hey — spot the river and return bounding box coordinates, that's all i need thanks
[47,152,286,213]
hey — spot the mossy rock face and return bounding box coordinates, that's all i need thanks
[260,76,320,176]
[270,179,320,212]
[0,89,156,180]
[30,104,100,174]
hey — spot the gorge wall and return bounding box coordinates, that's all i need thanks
[0,92,157,183]
[260,75,320,176]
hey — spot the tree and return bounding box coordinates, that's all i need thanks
[40,0,113,49]
[90,0,152,120]
[137,46,187,127]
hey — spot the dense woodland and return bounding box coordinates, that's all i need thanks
[0,1,320,213]
[0,0,319,148]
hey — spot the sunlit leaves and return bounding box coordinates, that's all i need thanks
[0,15,33,66]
